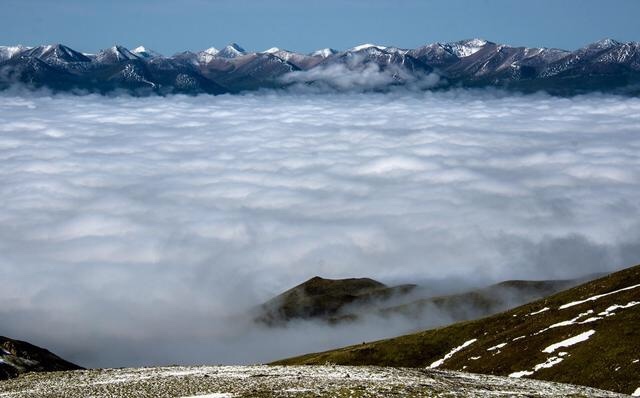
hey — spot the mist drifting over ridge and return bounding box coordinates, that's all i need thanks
[1,89,640,368]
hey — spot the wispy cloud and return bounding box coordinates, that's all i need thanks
[280,54,441,92]
[0,90,639,367]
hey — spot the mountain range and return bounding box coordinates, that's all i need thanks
[1,39,639,95]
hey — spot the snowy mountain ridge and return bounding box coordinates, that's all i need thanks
[1,38,639,95]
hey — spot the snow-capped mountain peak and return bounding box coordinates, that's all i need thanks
[95,45,140,63]
[217,43,246,58]
[446,38,490,57]
[0,45,29,61]
[590,38,621,49]
[263,47,281,54]
[196,47,222,64]
[202,47,220,55]
[350,43,388,52]
[132,46,162,58]
[22,44,91,63]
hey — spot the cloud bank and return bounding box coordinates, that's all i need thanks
[279,54,441,92]
[0,90,639,367]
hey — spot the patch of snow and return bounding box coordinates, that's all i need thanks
[547,310,595,328]
[528,307,550,316]
[509,354,565,378]
[446,39,488,57]
[559,284,640,309]
[633,359,639,363]
[542,330,595,353]
[197,47,222,63]
[429,339,477,369]
[217,43,246,58]
[351,44,387,52]
[263,47,281,54]
[533,356,564,371]
[487,343,507,351]
[203,47,220,55]
[0,45,28,61]
[132,46,162,58]
[509,370,534,378]
[632,387,640,397]
[535,310,601,335]
[598,301,640,317]
[470,356,481,360]
[512,336,526,341]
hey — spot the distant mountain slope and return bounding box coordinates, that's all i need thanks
[272,264,640,395]
[255,276,415,325]
[378,279,579,323]
[0,336,82,380]
[255,275,580,327]
[1,39,639,95]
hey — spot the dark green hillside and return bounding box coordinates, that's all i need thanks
[257,274,579,327]
[255,276,415,325]
[272,264,640,395]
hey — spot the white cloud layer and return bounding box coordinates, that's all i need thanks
[1,90,640,367]
[280,55,441,92]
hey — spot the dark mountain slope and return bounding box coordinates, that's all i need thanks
[255,276,415,325]
[0,336,82,380]
[378,279,579,323]
[273,264,640,395]
[256,274,580,327]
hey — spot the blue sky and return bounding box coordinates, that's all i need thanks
[3,0,640,55]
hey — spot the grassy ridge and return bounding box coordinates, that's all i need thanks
[272,264,640,395]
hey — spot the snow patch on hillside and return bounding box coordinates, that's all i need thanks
[542,330,595,353]
[559,284,640,309]
[429,339,477,368]
[528,307,550,316]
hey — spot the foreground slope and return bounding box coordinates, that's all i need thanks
[0,336,82,380]
[273,264,640,395]
[0,365,625,397]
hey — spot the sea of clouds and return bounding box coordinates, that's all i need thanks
[1,90,639,367]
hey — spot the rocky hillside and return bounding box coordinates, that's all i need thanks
[0,336,82,380]
[273,264,640,396]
